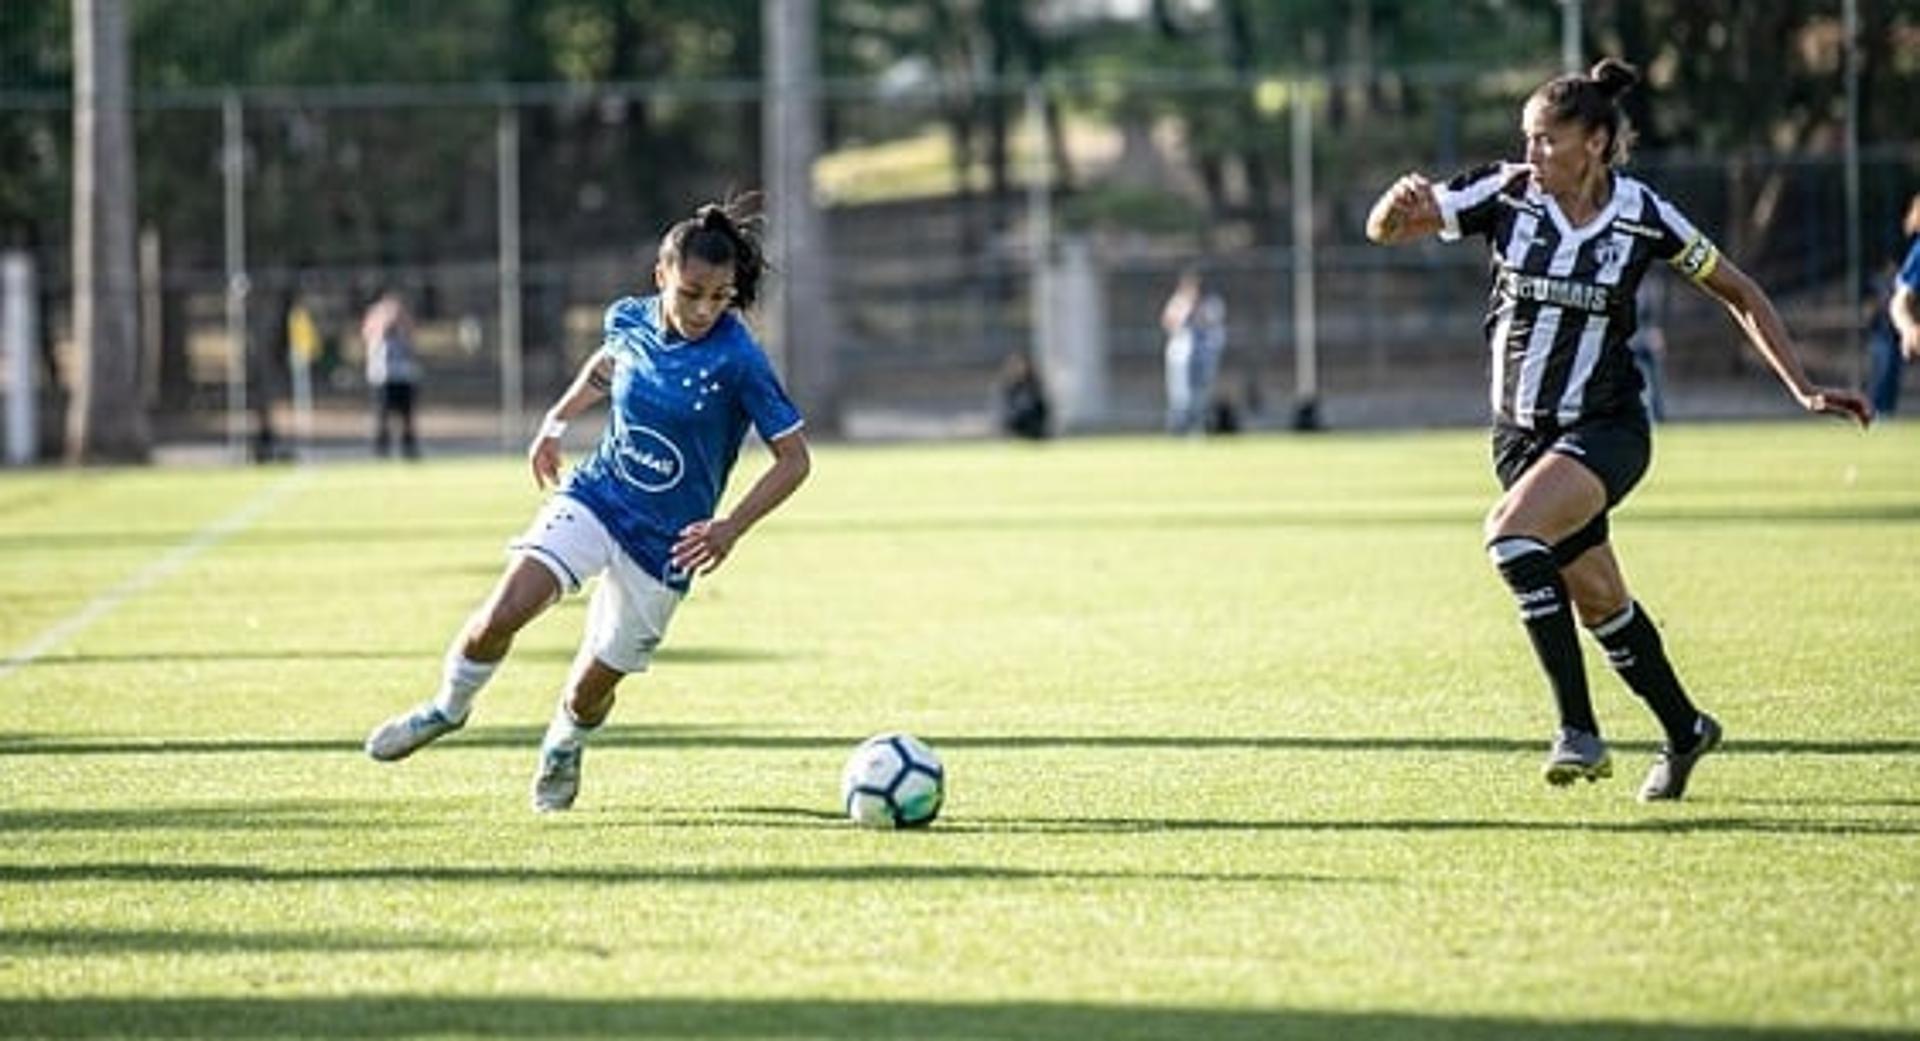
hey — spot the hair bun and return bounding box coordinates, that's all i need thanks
[1589,58,1639,99]
[696,203,731,230]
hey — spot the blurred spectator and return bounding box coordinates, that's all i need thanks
[995,351,1051,440]
[1160,268,1227,436]
[1870,193,1920,417]
[362,289,421,458]
[1629,276,1669,422]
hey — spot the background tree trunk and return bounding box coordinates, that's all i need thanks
[67,0,148,462]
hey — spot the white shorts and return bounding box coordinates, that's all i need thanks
[509,495,682,675]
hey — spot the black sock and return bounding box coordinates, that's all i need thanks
[1591,601,1703,752]
[1489,536,1597,736]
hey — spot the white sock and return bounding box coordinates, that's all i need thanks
[431,651,497,723]
[541,701,599,751]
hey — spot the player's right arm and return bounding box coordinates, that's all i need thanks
[1365,172,1443,245]
[529,349,615,490]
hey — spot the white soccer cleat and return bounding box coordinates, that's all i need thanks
[531,744,583,813]
[364,703,465,762]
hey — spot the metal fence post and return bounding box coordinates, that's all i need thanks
[2,252,36,465]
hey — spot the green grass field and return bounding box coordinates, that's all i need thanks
[3,423,1918,1040]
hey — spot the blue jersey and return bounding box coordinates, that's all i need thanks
[562,295,803,591]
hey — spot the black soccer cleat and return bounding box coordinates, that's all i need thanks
[1639,713,1723,802]
[1542,726,1613,786]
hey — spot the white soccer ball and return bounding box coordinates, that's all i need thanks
[840,732,945,829]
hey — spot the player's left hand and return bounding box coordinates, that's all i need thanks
[672,517,741,575]
[1802,386,1874,428]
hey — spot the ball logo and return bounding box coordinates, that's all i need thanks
[613,423,685,492]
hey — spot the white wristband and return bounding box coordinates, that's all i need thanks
[539,416,568,441]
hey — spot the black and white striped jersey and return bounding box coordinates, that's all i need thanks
[1434,163,1721,429]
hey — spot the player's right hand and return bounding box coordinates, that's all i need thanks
[1803,386,1874,429]
[529,436,563,489]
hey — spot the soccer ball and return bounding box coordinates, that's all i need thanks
[840,732,945,829]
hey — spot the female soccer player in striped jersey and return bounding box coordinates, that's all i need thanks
[1365,58,1871,801]
[364,199,811,812]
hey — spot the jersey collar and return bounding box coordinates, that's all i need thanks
[1534,173,1622,246]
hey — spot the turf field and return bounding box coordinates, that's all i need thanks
[2,422,1917,1040]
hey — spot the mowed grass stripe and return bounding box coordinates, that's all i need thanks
[0,424,1916,1039]
[0,469,310,682]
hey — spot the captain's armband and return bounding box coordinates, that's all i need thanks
[1670,234,1720,284]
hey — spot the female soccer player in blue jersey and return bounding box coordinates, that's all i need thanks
[364,200,810,812]
[1364,59,1871,801]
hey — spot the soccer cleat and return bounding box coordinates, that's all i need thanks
[531,744,583,813]
[364,703,464,762]
[1639,713,1723,802]
[1542,726,1612,786]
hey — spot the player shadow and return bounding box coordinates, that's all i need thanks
[0,994,1898,1040]
[4,729,1920,759]
[0,860,1352,888]
[942,814,1920,838]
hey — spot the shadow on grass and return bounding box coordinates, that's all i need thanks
[672,804,1920,839]
[936,814,1920,838]
[0,799,412,834]
[0,996,1902,1040]
[0,861,1355,888]
[5,728,1919,758]
[5,795,1914,844]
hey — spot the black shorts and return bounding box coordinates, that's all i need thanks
[1491,411,1650,562]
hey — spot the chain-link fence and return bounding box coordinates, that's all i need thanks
[5,65,1917,457]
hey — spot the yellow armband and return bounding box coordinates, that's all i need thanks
[1670,233,1720,284]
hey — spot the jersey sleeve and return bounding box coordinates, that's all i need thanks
[734,342,805,442]
[1898,239,1920,291]
[1434,163,1516,243]
[601,296,648,355]
[1645,189,1721,285]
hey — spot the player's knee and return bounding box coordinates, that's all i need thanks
[1566,565,1629,624]
[1571,589,1628,628]
[1482,502,1512,544]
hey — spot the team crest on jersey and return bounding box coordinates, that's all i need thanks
[613,423,686,492]
[1593,237,1628,271]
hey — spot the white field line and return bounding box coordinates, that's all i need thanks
[0,469,309,683]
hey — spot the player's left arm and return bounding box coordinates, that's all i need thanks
[1694,257,1872,427]
[670,429,811,576]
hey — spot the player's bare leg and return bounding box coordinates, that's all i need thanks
[366,557,561,761]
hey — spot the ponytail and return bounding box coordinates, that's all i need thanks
[659,194,769,310]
